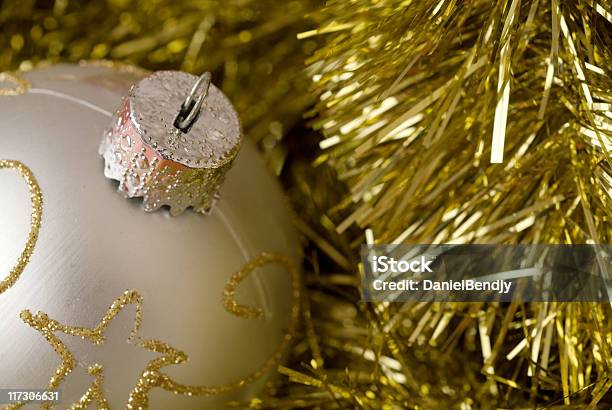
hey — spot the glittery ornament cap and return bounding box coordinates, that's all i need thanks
[99,71,242,215]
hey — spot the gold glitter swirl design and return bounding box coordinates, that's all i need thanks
[0,72,30,96]
[129,252,300,405]
[222,252,298,320]
[0,160,42,295]
[6,253,299,409]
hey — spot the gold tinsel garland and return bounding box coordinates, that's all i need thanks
[2,0,612,409]
[304,0,611,245]
[275,0,611,408]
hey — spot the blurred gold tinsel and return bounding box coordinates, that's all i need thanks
[2,0,612,409]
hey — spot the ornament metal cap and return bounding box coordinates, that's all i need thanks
[99,70,242,216]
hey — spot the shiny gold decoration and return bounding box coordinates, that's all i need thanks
[0,0,319,173]
[260,0,612,408]
[0,72,30,95]
[0,160,42,295]
[305,0,611,245]
[7,252,299,409]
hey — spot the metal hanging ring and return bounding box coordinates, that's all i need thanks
[173,71,212,133]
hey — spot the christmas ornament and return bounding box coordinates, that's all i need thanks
[0,63,300,409]
[2,0,610,408]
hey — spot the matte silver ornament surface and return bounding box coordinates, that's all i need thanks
[99,71,241,215]
[0,64,299,409]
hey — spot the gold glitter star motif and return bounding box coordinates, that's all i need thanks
[6,252,300,410]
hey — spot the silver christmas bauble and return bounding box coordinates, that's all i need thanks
[0,64,300,409]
